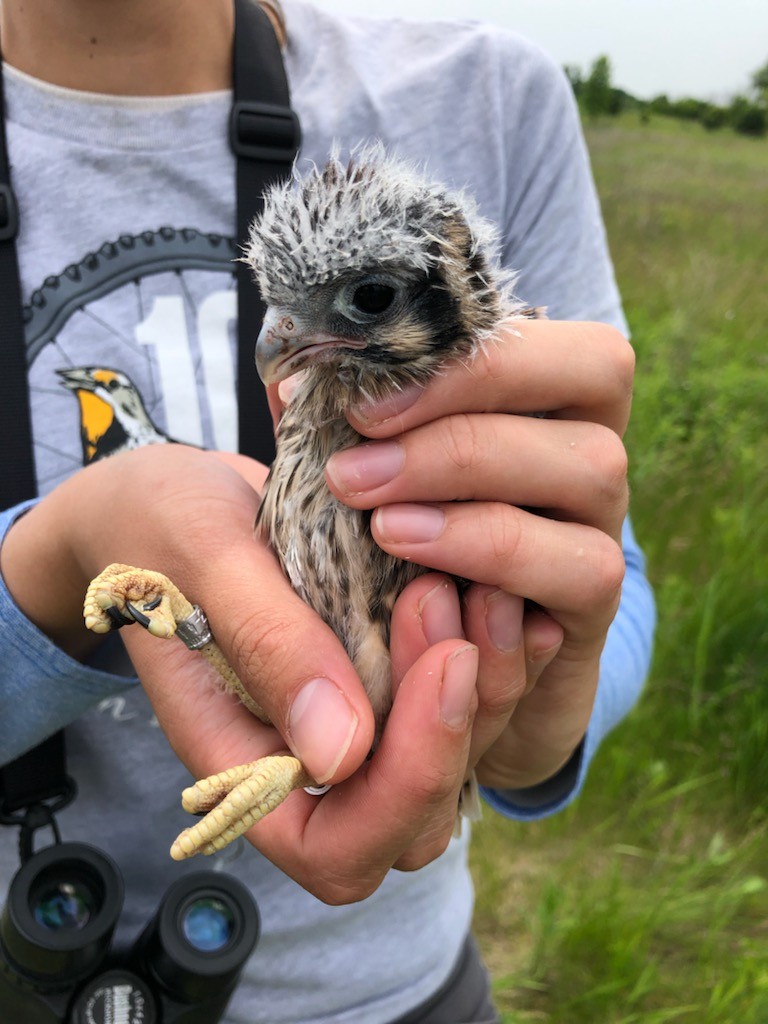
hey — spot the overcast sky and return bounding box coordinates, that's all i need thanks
[312,0,767,102]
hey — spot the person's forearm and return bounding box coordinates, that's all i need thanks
[1,495,98,661]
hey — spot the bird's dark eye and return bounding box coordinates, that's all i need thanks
[350,283,396,316]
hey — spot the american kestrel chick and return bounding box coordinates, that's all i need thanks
[248,147,528,737]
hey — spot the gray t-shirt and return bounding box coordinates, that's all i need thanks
[0,3,642,1022]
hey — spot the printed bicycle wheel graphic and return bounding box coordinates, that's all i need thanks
[26,228,241,494]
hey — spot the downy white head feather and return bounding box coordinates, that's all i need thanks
[244,143,515,307]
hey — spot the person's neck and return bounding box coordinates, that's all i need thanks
[0,0,237,95]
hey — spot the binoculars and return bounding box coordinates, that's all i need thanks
[0,841,260,1023]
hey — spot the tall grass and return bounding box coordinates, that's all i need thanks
[598,117,768,810]
[471,115,768,1022]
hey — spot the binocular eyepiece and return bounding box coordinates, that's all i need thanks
[0,842,260,1023]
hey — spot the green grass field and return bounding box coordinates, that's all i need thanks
[470,114,768,1023]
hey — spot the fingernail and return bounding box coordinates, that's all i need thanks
[288,677,359,784]
[352,382,423,425]
[374,504,445,543]
[419,580,463,645]
[326,441,404,494]
[484,590,524,653]
[440,644,479,729]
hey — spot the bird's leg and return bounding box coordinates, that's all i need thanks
[84,564,317,859]
[85,563,265,716]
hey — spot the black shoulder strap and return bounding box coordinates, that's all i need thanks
[0,0,300,851]
[0,36,65,860]
[0,62,35,510]
[232,0,301,465]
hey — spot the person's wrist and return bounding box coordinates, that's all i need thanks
[475,737,582,790]
[482,741,586,813]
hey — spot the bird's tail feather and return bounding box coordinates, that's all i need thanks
[454,770,482,837]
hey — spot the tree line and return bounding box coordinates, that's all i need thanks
[565,55,768,137]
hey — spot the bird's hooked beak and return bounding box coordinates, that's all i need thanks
[255,307,366,385]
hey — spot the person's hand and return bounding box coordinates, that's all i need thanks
[324,317,634,792]
[1,444,483,902]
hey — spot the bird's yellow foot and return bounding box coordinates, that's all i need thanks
[84,563,191,639]
[170,755,315,859]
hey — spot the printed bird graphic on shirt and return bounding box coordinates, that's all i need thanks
[57,367,171,464]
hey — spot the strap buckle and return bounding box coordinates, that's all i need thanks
[229,101,301,163]
[1,776,77,863]
[0,774,77,821]
[0,183,19,242]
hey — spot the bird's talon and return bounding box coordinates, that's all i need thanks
[118,600,169,639]
[104,604,135,629]
[123,598,176,638]
[125,600,150,628]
